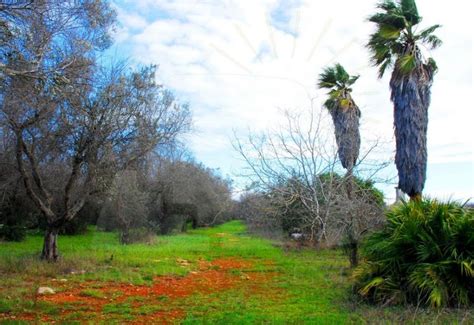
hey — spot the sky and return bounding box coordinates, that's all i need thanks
[109,0,473,203]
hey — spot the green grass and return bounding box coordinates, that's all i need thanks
[79,289,106,299]
[0,221,472,324]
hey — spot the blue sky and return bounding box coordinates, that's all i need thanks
[109,0,473,203]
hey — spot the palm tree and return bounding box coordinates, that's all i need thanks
[367,0,442,201]
[318,63,361,267]
[318,63,361,174]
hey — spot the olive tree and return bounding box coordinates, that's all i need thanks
[100,170,150,244]
[1,1,191,260]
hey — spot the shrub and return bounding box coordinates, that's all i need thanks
[0,223,26,242]
[353,199,474,307]
[120,227,156,245]
[0,193,37,241]
[60,217,89,235]
[37,216,89,235]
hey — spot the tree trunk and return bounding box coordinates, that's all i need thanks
[348,242,358,268]
[409,193,422,202]
[41,227,59,261]
[345,168,358,268]
[181,218,188,232]
[120,228,130,244]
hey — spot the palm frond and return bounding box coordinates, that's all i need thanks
[401,0,421,25]
[359,276,384,296]
[379,25,402,39]
[317,66,338,89]
[317,64,358,93]
[426,57,438,73]
[323,98,336,110]
[335,63,350,83]
[368,12,406,29]
[354,199,474,307]
[418,24,441,39]
[347,75,359,86]
[318,81,336,88]
[376,0,397,11]
[396,53,416,75]
[377,58,392,78]
[367,0,441,79]
[422,34,442,49]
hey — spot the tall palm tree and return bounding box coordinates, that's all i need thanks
[367,0,442,201]
[318,63,361,267]
[318,63,361,174]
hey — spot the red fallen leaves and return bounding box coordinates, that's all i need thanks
[24,257,278,324]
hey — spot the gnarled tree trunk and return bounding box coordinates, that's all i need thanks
[41,227,59,261]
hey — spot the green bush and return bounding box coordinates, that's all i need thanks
[60,217,89,235]
[354,199,474,307]
[120,227,156,245]
[0,223,26,242]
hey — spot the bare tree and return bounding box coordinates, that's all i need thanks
[234,107,389,260]
[2,38,192,263]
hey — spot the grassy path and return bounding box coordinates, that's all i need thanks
[0,221,472,323]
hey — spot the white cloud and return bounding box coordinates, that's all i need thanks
[112,0,473,199]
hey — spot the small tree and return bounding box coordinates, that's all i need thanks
[101,170,150,244]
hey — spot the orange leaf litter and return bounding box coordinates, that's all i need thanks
[16,257,279,324]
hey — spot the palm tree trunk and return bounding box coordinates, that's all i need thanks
[391,68,433,199]
[410,193,422,202]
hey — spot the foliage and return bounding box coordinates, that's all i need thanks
[0,1,192,260]
[99,170,151,244]
[60,217,90,236]
[318,173,385,207]
[242,173,385,247]
[354,199,474,307]
[353,177,385,207]
[0,193,32,242]
[0,223,26,242]
[367,0,442,78]
[318,63,359,110]
[150,159,233,234]
[121,227,157,245]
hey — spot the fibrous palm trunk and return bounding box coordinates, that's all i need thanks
[390,63,434,201]
[329,104,361,171]
[329,102,361,267]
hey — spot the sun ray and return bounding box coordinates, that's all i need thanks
[307,19,332,62]
[210,43,253,74]
[291,7,301,59]
[234,23,261,62]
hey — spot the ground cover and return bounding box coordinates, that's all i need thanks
[0,221,471,324]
